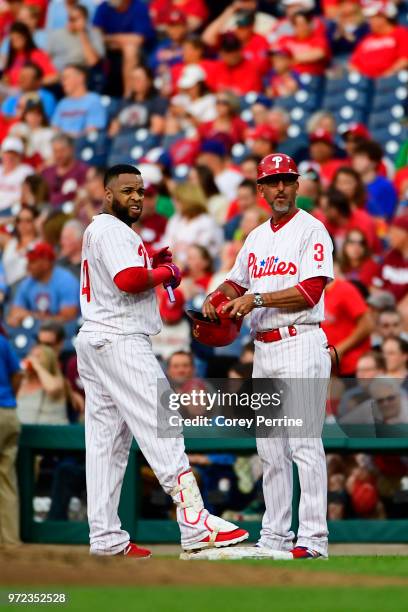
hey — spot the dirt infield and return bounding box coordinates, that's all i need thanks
[1,546,408,588]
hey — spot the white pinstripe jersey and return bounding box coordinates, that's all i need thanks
[79,214,161,335]
[226,209,333,331]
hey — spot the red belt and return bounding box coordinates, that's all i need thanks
[255,323,321,343]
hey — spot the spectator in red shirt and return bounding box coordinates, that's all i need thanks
[331,167,382,253]
[331,166,366,209]
[349,2,408,78]
[322,263,374,376]
[207,33,263,95]
[265,47,300,98]
[150,0,209,32]
[277,10,331,75]
[316,188,379,254]
[268,0,326,44]
[198,91,247,148]
[299,129,345,186]
[180,243,213,300]
[245,123,279,160]
[202,4,269,75]
[2,21,57,88]
[135,183,168,254]
[372,215,408,305]
[339,229,379,287]
[340,123,371,159]
[170,35,216,94]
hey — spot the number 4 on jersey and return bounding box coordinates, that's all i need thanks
[82,259,91,302]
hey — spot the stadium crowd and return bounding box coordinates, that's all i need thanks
[0,0,408,544]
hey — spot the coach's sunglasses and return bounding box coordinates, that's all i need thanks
[261,175,298,187]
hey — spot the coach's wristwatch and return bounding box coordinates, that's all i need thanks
[253,293,264,308]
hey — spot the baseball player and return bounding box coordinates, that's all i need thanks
[76,164,248,557]
[202,154,333,559]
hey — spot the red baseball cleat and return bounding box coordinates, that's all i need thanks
[119,543,152,558]
[291,546,324,559]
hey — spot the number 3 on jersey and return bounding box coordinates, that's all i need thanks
[314,243,324,262]
[81,259,91,302]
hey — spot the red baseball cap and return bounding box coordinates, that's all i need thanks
[26,242,55,262]
[159,287,185,324]
[352,482,378,516]
[391,215,408,233]
[165,9,187,25]
[247,124,279,143]
[341,123,370,140]
[310,129,334,145]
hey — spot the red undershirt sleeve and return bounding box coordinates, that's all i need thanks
[114,266,172,294]
[224,280,247,297]
[295,276,327,307]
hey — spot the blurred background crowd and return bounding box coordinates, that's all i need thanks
[0,0,408,545]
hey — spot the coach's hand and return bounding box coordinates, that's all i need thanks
[202,294,219,321]
[151,246,172,268]
[222,294,254,319]
[161,263,182,289]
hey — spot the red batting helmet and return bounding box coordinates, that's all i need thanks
[257,153,299,183]
[187,310,242,347]
[187,290,242,347]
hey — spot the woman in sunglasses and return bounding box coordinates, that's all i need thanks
[339,229,378,288]
[0,205,40,288]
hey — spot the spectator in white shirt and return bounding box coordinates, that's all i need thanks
[0,137,33,221]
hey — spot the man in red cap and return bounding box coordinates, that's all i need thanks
[7,242,80,327]
[202,153,334,559]
[246,124,279,160]
[150,9,188,74]
[299,128,344,186]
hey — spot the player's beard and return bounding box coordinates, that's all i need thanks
[111,198,142,226]
[271,201,291,214]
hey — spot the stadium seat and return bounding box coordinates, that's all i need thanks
[100,96,121,123]
[76,130,110,167]
[297,73,325,95]
[107,130,161,167]
[231,143,250,164]
[371,89,407,113]
[374,71,408,93]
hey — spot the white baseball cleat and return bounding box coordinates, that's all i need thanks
[182,514,249,551]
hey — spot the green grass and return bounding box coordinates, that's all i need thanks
[1,587,408,612]
[2,557,408,611]
[236,555,408,577]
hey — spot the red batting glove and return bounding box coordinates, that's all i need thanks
[160,263,182,289]
[151,246,173,268]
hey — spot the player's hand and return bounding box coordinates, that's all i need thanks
[202,293,219,321]
[151,246,172,268]
[161,263,182,289]
[222,295,255,319]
